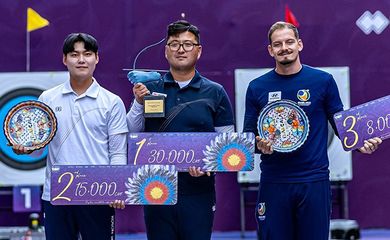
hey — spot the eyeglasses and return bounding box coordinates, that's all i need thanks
[166,41,200,52]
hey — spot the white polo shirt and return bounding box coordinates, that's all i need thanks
[39,79,128,201]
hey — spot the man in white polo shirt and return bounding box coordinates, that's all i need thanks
[11,33,128,240]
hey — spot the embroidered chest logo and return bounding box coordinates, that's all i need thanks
[297,89,310,101]
[257,202,266,221]
[297,89,311,106]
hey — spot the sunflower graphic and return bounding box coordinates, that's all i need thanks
[125,165,177,205]
[202,132,254,171]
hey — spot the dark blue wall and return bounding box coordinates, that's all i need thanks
[1,0,389,233]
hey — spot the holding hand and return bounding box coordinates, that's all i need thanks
[189,166,211,177]
[256,136,273,154]
[8,143,33,155]
[133,83,150,104]
[109,200,125,209]
[358,137,382,154]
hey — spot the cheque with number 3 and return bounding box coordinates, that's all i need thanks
[334,95,390,151]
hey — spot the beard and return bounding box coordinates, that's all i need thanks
[278,54,298,65]
[280,59,294,65]
[276,49,298,65]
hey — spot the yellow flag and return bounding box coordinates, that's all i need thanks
[27,8,49,32]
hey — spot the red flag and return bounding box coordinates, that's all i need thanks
[285,5,300,27]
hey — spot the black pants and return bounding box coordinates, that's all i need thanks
[144,192,216,240]
[43,200,115,240]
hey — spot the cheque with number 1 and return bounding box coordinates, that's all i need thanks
[127,132,255,172]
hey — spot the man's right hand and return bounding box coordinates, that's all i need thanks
[8,143,33,155]
[133,83,150,104]
[256,136,273,154]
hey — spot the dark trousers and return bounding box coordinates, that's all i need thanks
[43,200,115,240]
[256,180,331,240]
[144,192,216,240]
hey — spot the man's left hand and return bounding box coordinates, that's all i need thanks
[358,137,382,154]
[189,167,211,177]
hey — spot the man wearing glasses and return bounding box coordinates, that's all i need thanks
[127,20,234,240]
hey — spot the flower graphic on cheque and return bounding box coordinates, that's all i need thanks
[202,132,254,171]
[125,165,177,205]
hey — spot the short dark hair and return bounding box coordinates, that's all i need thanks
[62,33,98,55]
[167,20,200,44]
[268,21,299,44]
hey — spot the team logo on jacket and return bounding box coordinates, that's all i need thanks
[257,202,266,221]
[297,89,311,106]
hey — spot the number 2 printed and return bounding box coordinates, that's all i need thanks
[52,172,74,202]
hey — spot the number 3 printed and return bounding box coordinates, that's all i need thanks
[343,116,359,149]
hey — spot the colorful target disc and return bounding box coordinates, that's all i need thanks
[125,165,177,205]
[202,132,254,171]
[3,100,57,151]
[257,100,309,152]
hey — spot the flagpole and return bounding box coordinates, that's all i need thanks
[26,30,30,72]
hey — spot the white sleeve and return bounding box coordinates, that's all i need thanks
[108,97,129,136]
[127,100,145,132]
[108,133,128,165]
[215,125,235,133]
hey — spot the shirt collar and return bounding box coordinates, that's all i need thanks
[163,70,202,89]
[62,78,100,98]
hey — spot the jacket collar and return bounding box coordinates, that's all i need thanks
[163,70,202,89]
[62,78,100,98]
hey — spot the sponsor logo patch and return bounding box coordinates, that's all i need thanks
[268,91,281,102]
